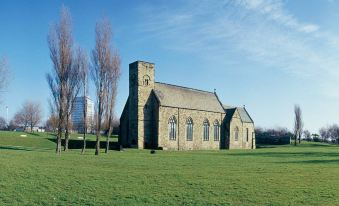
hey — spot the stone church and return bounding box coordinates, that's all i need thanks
[119,61,255,150]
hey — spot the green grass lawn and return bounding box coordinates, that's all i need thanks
[0,131,338,205]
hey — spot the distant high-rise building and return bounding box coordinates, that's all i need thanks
[71,96,94,133]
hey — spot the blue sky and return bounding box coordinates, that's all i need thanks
[1,0,339,132]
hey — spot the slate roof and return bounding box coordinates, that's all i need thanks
[222,105,254,123]
[153,82,225,113]
[223,105,237,122]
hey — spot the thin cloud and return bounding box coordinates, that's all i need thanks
[135,0,339,98]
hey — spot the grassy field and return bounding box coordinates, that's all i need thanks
[0,131,338,205]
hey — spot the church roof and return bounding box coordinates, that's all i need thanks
[238,107,254,123]
[153,82,225,113]
[222,105,254,123]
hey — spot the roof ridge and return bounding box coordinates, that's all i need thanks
[155,81,214,94]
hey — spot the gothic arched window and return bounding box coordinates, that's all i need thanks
[143,75,150,86]
[186,118,193,141]
[203,119,210,141]
[168,116,176,140]
[234,127,239,141]
[214,120,219,141]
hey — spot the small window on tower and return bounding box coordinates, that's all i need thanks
[143,75,150,86]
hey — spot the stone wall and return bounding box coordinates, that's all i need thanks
[157,106,224,150]
[119,100,129,147]
[128,61,155,149]
[228,109,255,149]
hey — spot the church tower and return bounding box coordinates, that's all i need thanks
[128,61,155,149]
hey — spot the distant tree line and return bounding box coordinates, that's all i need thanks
[255,127,292,145]
[256,125,339,145]
[314,125,339,144]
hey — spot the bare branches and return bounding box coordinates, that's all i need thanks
[104,50,121,153]
[46,6,74,154]
[91,18,120,155]
[13,101,42,132]
[293,104,303,146]
[63,47,86,151]
[77,49,89,154]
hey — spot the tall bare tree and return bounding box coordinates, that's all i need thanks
[63,48,83,151]
[293,104,303,146]
[75,49,89,154]
[46,6,74,154]
[104,52,121,153]
[91,19,118,155]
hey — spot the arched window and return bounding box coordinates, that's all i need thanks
[234,127,239,141]
[143,75,150,86]
[168,116,176,140]
[186,118,193,141]
[214,120,219,141]
[203,119,210,141]
[246,128,249,142]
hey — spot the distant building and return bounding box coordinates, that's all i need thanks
[71,96,94,133]
[120,61,255,150]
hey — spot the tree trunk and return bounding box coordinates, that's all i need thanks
[57,135,62,155]
[81,135,86,154]
[64,127,69,151]
[64,113,70,151]
[298,133,301,144]
[105,127,112,153]
[95,95,102,155]
[56,127,62,155]
[57,108,63,155]
[95,112,101,155]
[294,133,297,146]
[82,95,87,154]
[95,130,100,155]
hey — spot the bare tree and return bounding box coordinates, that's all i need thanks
[13,101,42,132]
[293,104,303,146]
[27,102,42,132]
[319,127,330,142]
[319,124,339,143]
[303,130,311,141]
[104,52,121,153]
[63,48,83,151]
[46,114,58,133]
[76,49,89,154]
[46,6,74,154]
[91,19,118,155]
[0,116,6,130]
[13,107,29,131]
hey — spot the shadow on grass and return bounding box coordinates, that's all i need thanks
[24,132,41,137]
[300,143,337,147]
[0,146,34,151]
[0,146,52,152]
[47,138,120,150]
[256,145,278,149]
[229,151,339,158]
[281,159,339,164]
